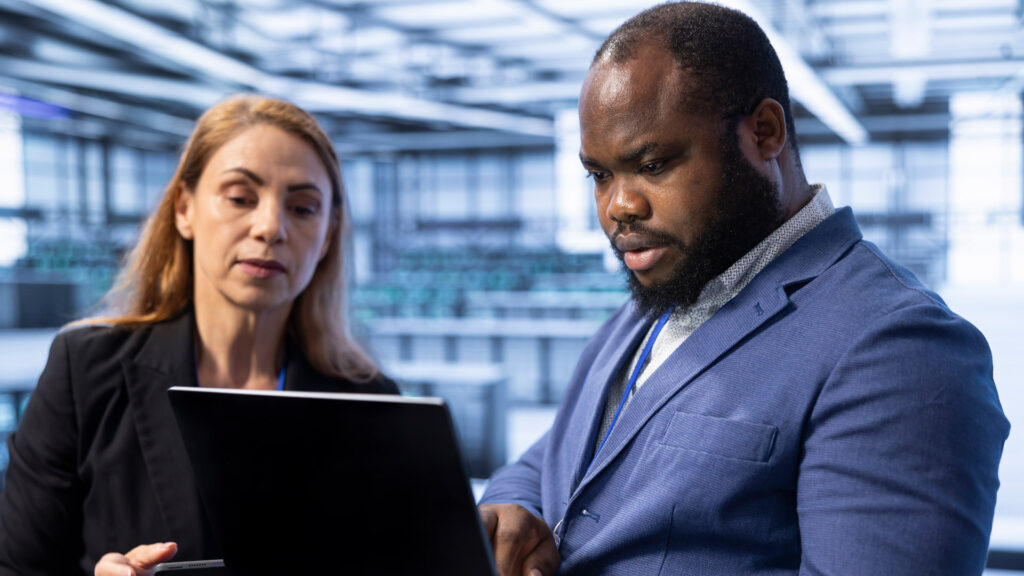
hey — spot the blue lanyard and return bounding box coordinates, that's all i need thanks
[276,350,287,391]
[193,349,287,390]
[588,308,673,472]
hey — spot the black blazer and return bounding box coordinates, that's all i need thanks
[0,310,397,575]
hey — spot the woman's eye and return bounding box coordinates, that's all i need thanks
[291,204,319,217]
[227,196,251,206]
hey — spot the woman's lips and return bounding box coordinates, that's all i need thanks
[237,258,286,279]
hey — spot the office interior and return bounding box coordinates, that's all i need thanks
[0,0,1021,571]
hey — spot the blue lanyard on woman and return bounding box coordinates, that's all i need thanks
[194,349,288,391]
[276,349,287,391]
[587,308,673,472]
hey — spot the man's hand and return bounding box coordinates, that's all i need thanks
[479,503,560,576]
[94,542,178,576]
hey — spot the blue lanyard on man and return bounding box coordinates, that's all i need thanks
[587,307,674,473]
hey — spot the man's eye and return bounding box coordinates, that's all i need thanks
[641,162,663,173]
[586,170,609,182]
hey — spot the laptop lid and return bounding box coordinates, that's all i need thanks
[167,387,498,576]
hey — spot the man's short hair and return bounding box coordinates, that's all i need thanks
[594,1,799,151]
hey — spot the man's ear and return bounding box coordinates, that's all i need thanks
[742,98,787,161]
[174,186,195,240]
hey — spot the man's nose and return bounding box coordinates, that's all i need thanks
[606,178,651,224]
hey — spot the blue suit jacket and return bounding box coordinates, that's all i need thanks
[481,208,1009,575]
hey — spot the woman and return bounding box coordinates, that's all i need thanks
[0,95,398,575]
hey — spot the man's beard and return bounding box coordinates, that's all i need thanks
[613,134,784,318]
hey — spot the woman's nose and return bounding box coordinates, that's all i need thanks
[252,201,286,244]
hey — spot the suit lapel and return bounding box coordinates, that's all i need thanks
[576,282,790,490]
[573,208,864,494]
[122,310,215,556]
[568,305,653,488]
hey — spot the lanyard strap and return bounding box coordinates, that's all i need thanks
[587,308,673,472]
[276,348,288,391]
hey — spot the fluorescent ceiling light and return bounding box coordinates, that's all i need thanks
[493,37,598,60]
[934,14,1019,30]
[449,81,583,105]
[313,27,404,54]
[934,0,1015,9]
[33,37,113,67]
[375,0,520,27]
[822,21,888,37]
[810,0,887,19]
[534,0,657,18]
[243,6,349,40]
[345,27,406,51]
[441,22,560,43]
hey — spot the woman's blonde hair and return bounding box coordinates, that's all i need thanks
[85,94,378,382]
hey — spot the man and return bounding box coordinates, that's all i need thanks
[478,3,1009,575]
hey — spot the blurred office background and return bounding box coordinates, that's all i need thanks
[0,0,1022,569]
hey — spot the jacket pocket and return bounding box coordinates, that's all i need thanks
[659,411,777,463]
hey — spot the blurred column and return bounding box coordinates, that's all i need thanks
[889,0,930,110]
[947,92,1024,286]
[554,107,606,255]
[944,93,1024,543]
[0,91,28,267]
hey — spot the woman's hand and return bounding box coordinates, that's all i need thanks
[94,542,178,576]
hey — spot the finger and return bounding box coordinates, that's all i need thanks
[491,513,536,576]
[492,522,527,576]
[125,542,178,569]
[479,506,498,538]
[94,553,132,576]
[521,536,560,576]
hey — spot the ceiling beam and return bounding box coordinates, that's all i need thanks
[719,0,869,144]
[795,112,951,136]
[821,57,1024,84]
[15,0,554,137]
[0,56,225,108]
[446,81,583,105]
[333,130,552,155]
[0,76,194,136]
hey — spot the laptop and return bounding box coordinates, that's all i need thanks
[166,386,499,576]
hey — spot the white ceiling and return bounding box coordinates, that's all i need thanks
[1,0,1022,151]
